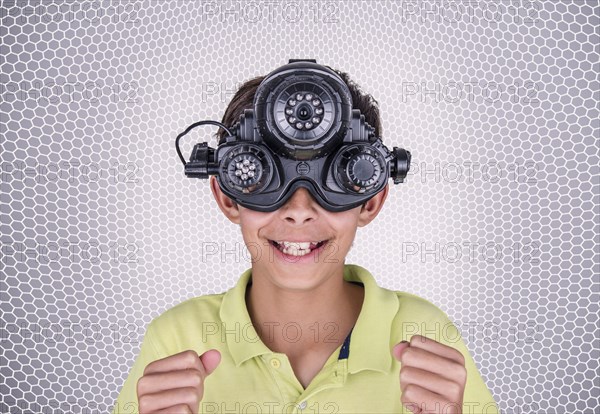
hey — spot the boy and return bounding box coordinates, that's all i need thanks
[112,60,499,414]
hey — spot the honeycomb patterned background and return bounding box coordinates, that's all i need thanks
[1,0,598,412]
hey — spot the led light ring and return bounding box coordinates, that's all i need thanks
[255,67,352,160]
[268,78,339,146]
[221,145,273,194]
[283,90,325,132]
[333,145,387,194]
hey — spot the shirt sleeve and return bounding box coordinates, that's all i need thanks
[111,321,163,414]
[425,309,500,414]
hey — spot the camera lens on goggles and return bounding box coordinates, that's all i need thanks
[256,64,352,161]
[333,144,386,194]
[286,93,321,129]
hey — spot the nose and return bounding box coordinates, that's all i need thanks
[279,187,319,225]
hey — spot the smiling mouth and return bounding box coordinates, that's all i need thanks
[268,240,328,257]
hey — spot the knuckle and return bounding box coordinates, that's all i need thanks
[456,364,467,383]
[454,349,466,365]
[403,383,416,399]
[138,394,151,412]
[182,386,201,403]
[142,361,155,376]
[448,381,462,399]
[189,369,204,388]
[136,376,147,396]
[401,391,419,411]
[410,334,425,346]
[401,347,415,362]
[182,350,200,365]
[399,366,411,384]
[172,404,193,414]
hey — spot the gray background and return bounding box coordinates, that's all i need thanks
[1,0,599,413]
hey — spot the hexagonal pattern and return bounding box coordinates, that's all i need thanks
[1,1,599,413]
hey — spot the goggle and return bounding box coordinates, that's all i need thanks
[175,59,411,212]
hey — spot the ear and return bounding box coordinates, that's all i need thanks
[210,176,241,224]
[357,183,389,227]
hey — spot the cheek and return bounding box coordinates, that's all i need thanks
[238,211,271,238]
[333,212,361,232]
[329,217,359,247]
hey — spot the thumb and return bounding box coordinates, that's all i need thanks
[392,340,410,361]
[199,349,221,376]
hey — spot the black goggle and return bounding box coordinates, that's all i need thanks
[175,59,411,212]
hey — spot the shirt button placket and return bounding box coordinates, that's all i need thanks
[298,401,307,410]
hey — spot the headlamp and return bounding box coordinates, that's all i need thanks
[175,59,412,212]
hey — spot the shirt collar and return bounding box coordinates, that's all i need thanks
[220,267,272,367]
[219,264,399,374]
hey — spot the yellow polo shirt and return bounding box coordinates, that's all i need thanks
[112,264,499,414]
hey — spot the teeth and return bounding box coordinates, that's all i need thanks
[274,240,324,257]
[278,240,322,248]
[281,241,311,249]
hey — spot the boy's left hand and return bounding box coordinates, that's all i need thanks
[393,334,466,414]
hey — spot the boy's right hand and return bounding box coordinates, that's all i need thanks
[137,349,221,414]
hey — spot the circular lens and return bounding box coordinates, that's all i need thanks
[284,91,323,132]
[284,93,322,131]
[297,104,312,120]
[333,145,386,194]
[254,64,354,160]
[349,156,377,183]
[221,144,273,194]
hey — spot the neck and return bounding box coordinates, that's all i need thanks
[245,265,364,352]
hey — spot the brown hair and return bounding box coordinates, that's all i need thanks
[214,66,382,145]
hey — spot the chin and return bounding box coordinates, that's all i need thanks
[271,263,342,289]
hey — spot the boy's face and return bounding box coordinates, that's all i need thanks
[209,176,389,290]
